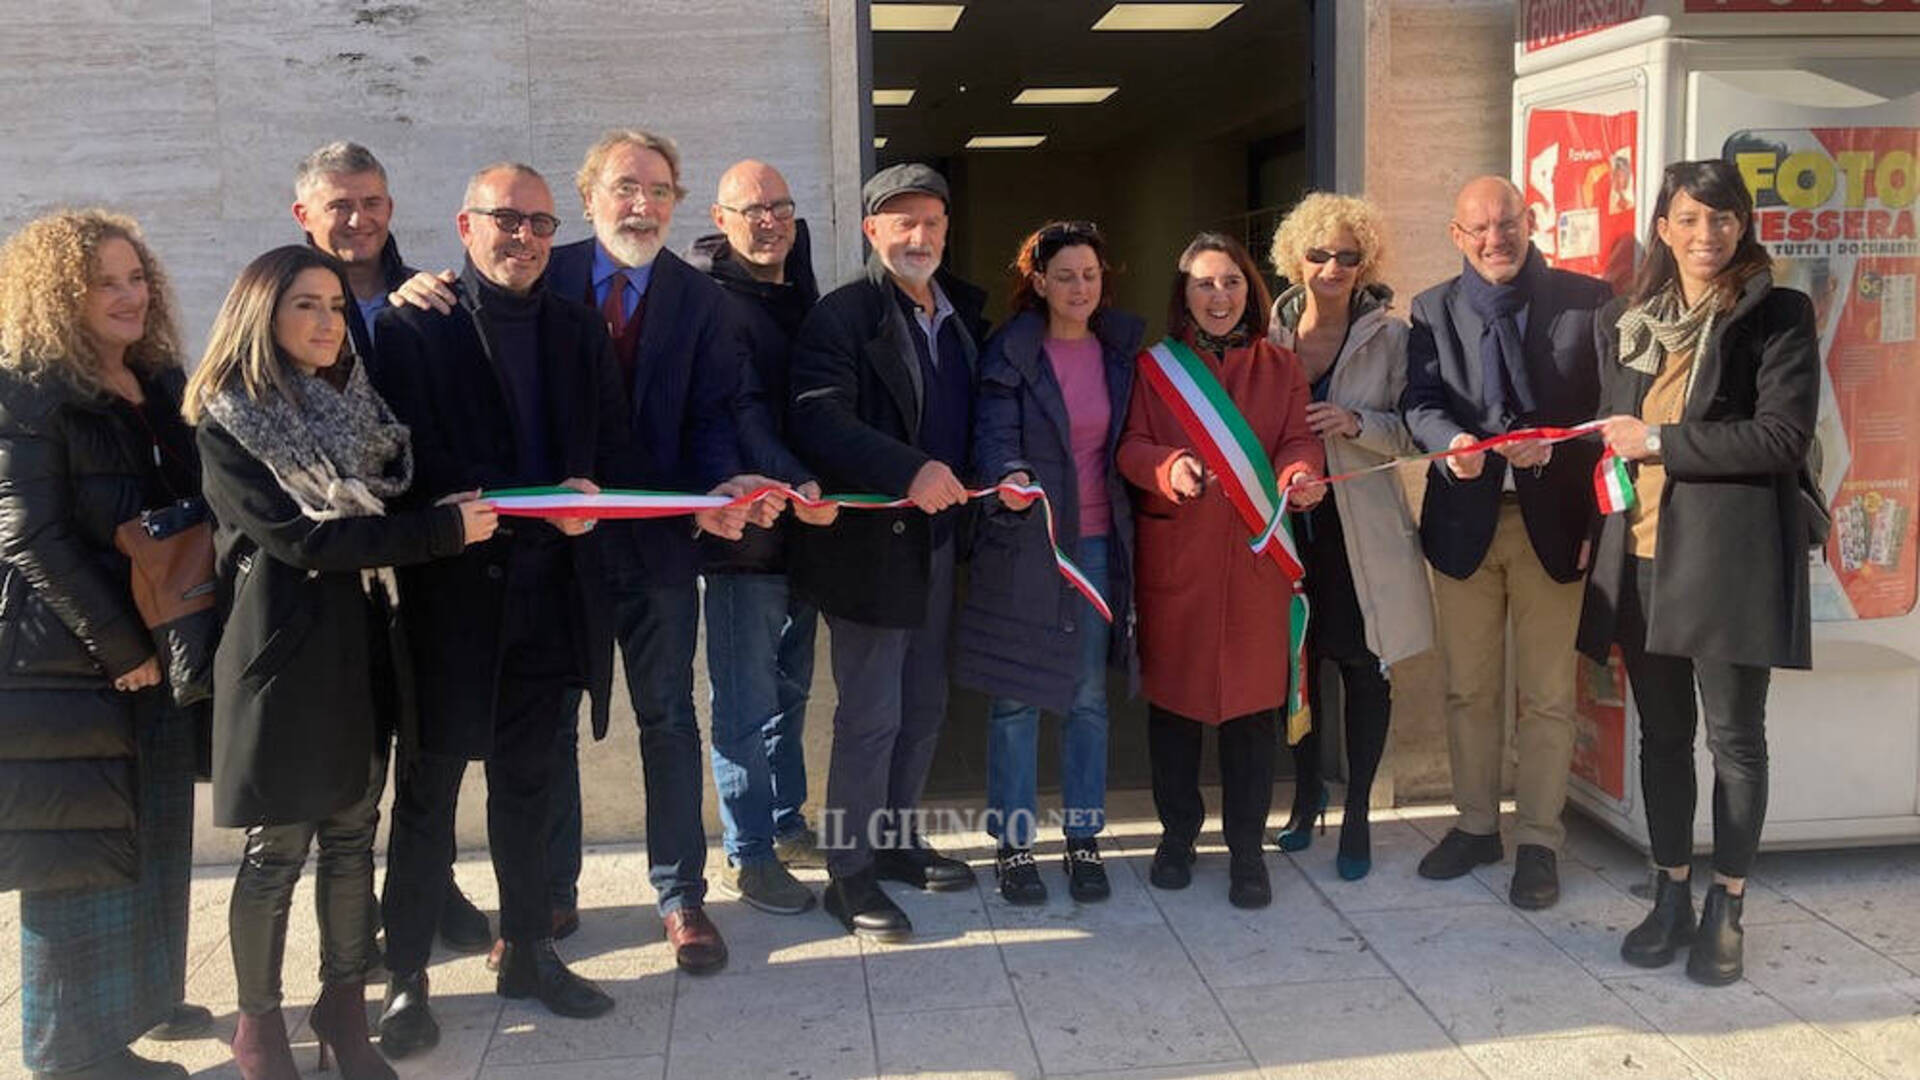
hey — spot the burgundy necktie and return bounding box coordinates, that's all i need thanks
[600,275,627,338]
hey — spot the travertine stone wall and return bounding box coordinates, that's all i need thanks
[0,0,847,356]
[0,0,852,858]
[1354,0,1518,804]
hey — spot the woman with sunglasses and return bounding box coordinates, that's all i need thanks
[1585,160,1819,986]
[185,246,497,1080]
[1264,194,1433,881]
[1119,233,1324,909]
[956,221,1143,905]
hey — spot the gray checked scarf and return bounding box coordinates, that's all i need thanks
[202,355,413,521]
[1614,283,1720,377]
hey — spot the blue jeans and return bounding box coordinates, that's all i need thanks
[703,572,818,864]
[986,535,1110,848]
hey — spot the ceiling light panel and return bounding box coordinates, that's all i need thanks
[871,4,965,31]
[872,89,916,106]
[1092,3,1241,31]
[1012,86,1119,105]
[873,137,890,148]
[966,134,1048,149]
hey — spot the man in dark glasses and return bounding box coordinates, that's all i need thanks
[368,162,627,1052]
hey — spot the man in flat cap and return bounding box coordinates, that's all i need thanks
[787,163,989,940]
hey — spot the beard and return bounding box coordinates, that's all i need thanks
[598,217,664,268]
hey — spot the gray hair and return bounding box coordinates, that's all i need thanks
[463,162,548,207]
[295,141,389,198]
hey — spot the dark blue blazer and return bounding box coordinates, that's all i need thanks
[1401,255,1612,583]
[547,239,745,586]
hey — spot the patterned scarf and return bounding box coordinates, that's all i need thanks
[1192,323,1254,355]
[1615,284,1719,376]
[202,355,413,520]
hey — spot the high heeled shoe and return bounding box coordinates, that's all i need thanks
[1336,812,1372,880]
[1273,787,1328,853]
[309,980,396,1080]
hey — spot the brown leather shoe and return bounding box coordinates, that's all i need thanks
[662,907,728,974]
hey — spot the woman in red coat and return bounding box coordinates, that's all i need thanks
[1118,232,1324,908]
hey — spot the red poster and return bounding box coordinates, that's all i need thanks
[1731,127,1920,620]
[1525,108,1640,294]
[1572,648,1628,800]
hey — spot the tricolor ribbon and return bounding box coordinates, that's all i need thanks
[1594,451,1636,515]
[481,481,1114,624]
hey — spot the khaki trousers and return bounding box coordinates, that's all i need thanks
[1431,501,1582,850]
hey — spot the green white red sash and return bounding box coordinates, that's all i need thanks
[482,481,1113,623]
[1139,339,1308,580]
[1138,338,1312,741]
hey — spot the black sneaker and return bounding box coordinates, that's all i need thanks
[1149,836,1196,890]
[1416,828,1504,880]
[1064,837,1110,902]
[995,845,1047,905]
[1228,854,1272,909]
[1508,844,1560,910]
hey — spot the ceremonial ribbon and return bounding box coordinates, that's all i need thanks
[481,481,1114,624]
[480,413,1634,744]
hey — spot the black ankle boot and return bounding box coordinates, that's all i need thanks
[1687,884,1745,986]
[1620,870,1695,968]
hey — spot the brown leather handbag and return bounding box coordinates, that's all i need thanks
[113,497,218,707]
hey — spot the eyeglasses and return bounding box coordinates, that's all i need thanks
[1451,216,1527,242]
[716,198,796,223]
[466,207,561,237]
[1304,247,1364,267]
[607,180,680,204]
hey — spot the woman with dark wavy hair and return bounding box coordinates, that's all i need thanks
[955,221,1143,906]
[1584,159,1820,986]
[0,209,205,1080]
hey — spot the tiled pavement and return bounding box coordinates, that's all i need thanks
[5,794,1919,1080]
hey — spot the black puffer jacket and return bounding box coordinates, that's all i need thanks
[0,364,191,891]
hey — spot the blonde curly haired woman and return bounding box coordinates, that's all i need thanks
[1266,193,1434,881]
[0,210,207,1080]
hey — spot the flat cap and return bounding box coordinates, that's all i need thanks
[862,163,950,215]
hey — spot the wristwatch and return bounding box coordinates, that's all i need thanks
[1644,425,1663,455]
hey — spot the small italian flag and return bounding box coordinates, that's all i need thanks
[1594,451,1635,515]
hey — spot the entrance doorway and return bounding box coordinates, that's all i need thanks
[866,1,1322,795]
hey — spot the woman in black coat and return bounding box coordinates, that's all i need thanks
[1585,160,1820,987]
[183,246,496,1080]
[954,221,1143,906]
[0,210,205,1080]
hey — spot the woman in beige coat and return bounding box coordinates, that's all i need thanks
[1266,193,1434,880]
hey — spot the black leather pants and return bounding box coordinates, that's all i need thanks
[230,752,385,1015]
